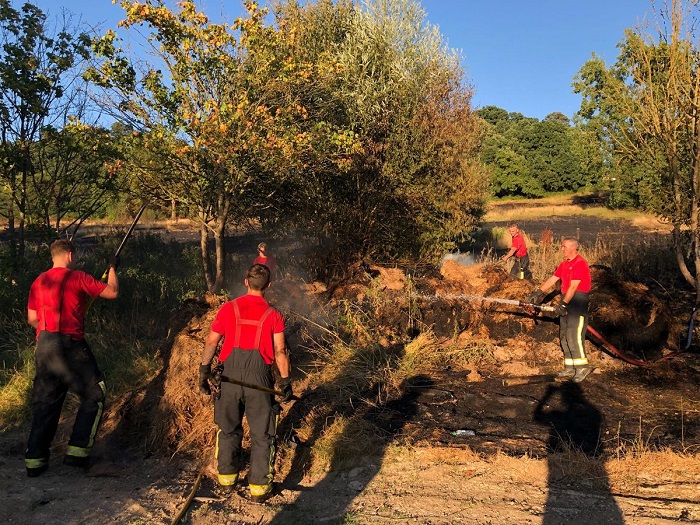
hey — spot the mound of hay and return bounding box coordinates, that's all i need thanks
[103,262,676,457]
[589,266,673,359]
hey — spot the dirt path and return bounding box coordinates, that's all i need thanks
[2,439,699,524]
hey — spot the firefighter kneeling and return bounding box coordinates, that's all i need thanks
[198,264,292,503]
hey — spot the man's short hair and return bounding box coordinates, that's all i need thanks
[257,242,266,252]
[247,264,271,290]
[50,239,74,258]
[507,222,519,229]
[562,237,579,249]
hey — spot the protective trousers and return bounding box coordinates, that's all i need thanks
[25,331,106,472]
[559,291,590,369]
[214,348,278,490]
[510,254,532,279]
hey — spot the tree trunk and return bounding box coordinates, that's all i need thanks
[213,217,226,293]
[171,198,177,222]
[200,222,215,293]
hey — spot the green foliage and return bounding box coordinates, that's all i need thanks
[0,0,95,256]
[269,0,489,271]
[477,105,593,198]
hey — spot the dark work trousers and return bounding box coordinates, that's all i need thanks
[25,331,106,471]
[214,348,279,487]
[510,254,532,279]
[559,291,590,369]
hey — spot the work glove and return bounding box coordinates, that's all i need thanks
[554,302,568,317]
[527,289,545,305]
[198,363,213,395]
[108,254,120,270]
[278,377,293,403]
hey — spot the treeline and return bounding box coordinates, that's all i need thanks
[477,107,598,199]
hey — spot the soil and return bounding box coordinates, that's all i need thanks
[2,212,700,525]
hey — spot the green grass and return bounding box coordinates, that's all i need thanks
[0,232,204,428]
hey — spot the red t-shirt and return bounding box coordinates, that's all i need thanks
[211,294,285,364]
[253,255,277,276]
[27,267,107,339]
[511,233,527,257]
[553,254,591,294]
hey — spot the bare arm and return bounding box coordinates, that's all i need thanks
[273,331,290,379]
[502,246,517,260]
[561,280,581,304]
[99,267,119,299]
[538,275,561,294]
[27,309,38,329]
[201,330,223,365]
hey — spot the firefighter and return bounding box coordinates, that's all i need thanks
[25,239,119,477]
[199,263,292,503]
[253,242,278,280]
[501,222,532,279]
[527,237,592,382]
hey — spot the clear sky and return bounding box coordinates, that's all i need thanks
[28,0,654,121]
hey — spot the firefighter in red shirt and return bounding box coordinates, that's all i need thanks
[253,242,278,280]
[199,264,292,503]
[501,222,532,279]
[527,237,592,383]
[25,239,119,477]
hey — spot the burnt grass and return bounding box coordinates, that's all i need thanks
[358,361,700,458]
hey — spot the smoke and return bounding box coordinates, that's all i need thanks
[440,251,475,268]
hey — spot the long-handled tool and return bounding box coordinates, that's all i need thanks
[98,203,148,281]
[86,203,147,313]
[218,374,286,397]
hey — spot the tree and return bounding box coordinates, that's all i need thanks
[89,0,337,292]
[575,0,700,300]
[478,106,586,197]
[271,0,488,270]
[0,0,92,257]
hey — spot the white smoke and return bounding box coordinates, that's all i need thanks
[440,251,475,268]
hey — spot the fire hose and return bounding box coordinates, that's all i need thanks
[421,293,695,367]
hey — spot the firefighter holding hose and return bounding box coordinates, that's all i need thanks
[198,263,292,503]
[527,237,592,383]
[25,240,120,476]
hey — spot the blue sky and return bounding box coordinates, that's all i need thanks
[28,0,654,121]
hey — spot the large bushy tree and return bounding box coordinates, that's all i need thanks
[574,0,700,300]
[478,106,592,197]
[272,0,488,270]
[88,0,351,291]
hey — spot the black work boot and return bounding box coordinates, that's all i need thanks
[26,465,48,478]
[63,455,90,469]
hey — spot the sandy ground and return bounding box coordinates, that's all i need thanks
[2,438,699,525]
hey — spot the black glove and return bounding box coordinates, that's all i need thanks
[198,363,213,395]
[527,289,545,305]
[278,377,293,403]
[108,254,120,270]
[554,302,568,316]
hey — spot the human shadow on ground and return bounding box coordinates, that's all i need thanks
[268,374,431,524]
[533,382,624,524]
